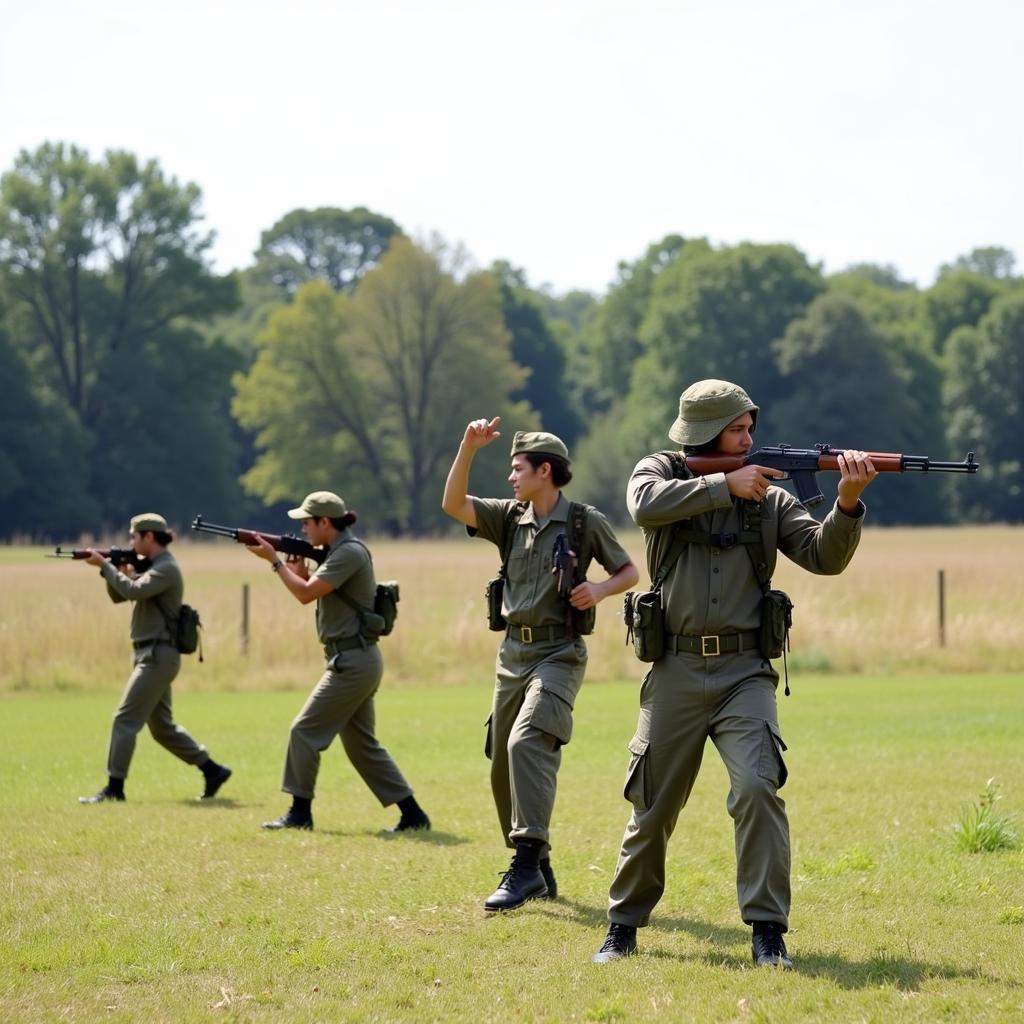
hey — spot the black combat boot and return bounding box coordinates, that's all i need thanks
[199,761,233,800]
[484,842,548,911]
[80,777,125,804]
[79,785,125,804]
[388,795,431,832]
[262,797,313,831]
[539,858,558,900]
[751,921,793,969]
[592,923,638,963]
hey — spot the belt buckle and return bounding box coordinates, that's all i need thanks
[520,626,533,644]
[701,635,720,657]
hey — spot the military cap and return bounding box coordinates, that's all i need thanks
[130,513,169,534]
[287,490,349,519]
[668,379,759,446]
[510,431,570,461]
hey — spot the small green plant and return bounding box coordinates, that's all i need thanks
[953,778,1020,853]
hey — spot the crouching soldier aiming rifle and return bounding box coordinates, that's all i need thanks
[442,419,639,911]
[76,514,231,805]
[244,491,430,834]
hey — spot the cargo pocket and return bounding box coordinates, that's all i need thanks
[526,689,574,748]
[757,721,789,789]
[622,736,652,811]
[484,714,493,761]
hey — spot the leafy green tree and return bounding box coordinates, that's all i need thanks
[491,261,583,447]
[941,246,1017,281]
[624,242,825,452]
[253,206,402,297]
[772,293,943,523]
[0,142,242,530]
[944,292,1024,522]
[567,234,691,415]
[837,263,915,290]
[0,321,98,537]
[922,270,1007,351]
[233,239,536,535]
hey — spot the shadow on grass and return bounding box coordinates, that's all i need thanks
[316,826,471,847]
[542,900,1018,992]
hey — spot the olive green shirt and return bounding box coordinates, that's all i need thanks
[313,532,376,644]
[101,550,182,644]
[471,492,632,628]
[627,453,864,637]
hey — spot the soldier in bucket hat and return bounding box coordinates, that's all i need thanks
[592,380,877,969]
[443,419,639,912]
[246,491,430,834]
[78,514,232,805]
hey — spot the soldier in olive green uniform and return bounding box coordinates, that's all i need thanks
[592,381,877,969]
[443,418,638,911]
[246,491,430,833]
[79,513,232,804]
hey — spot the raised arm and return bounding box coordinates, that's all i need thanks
[441,416,502,528]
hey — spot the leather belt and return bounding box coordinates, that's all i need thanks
[665,630,760,656]
[324,634,375,657]
[505,623,569,644]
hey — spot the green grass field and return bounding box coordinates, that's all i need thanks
[2,675,1022,1023]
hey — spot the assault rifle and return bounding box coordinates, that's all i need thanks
[47,546,152,573]
[685,445,979,509]
[190,515,327,564]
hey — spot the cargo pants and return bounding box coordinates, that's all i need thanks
[282,643,413,806]
[486,635,587,854]
[107,642,208,779]
[608,649,790,929]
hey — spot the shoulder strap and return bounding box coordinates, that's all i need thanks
[741,500,772,594]
[498,501,528,579]
[332,536,376,617]
[566,501,592,582]
[649,451,691,590]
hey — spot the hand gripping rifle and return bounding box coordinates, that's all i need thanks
[684,445,979,509]
[190,515,327,564]
[47,546,152,573]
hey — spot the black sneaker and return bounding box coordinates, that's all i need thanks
[261,810,313,831]
[751,922,793,969]
[200,765,232,800]
[539,859,558,900]
[592,923,638,963]
[79,786,125,804]
[483,856,548,911]
[388,809,431,833]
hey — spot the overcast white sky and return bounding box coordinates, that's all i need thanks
[2,0,1020,294]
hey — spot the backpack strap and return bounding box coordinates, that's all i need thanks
[740,500,773,595]
[332,535,377,621]
[566,501,593,585]
[649,451,693,590]
[497,501,529,579]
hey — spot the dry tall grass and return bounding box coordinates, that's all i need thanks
[1,525,1020,693]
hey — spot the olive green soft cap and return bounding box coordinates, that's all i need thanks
[668,379,759,446]
[510,430,570,461]
[130,513,168,534]
[287,491,348,519]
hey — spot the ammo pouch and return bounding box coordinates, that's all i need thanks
[759,589,793,660]
[485,576,507,631]
[623,589,665,663]
[373,581,399,637]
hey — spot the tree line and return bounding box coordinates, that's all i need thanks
[1,142,1020,539]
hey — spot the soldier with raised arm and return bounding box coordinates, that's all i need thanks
[443,418,639,911]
